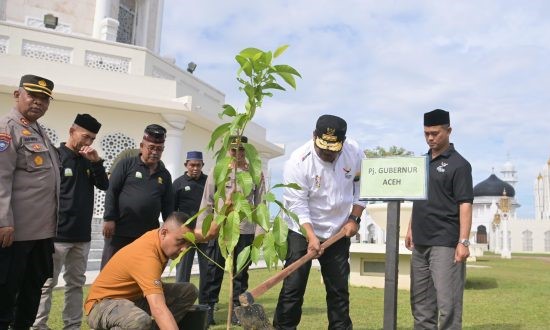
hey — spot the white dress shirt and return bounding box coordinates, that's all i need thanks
[283,139,366,240]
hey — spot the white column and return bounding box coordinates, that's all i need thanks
[93,0,113,39]
[501,213,511,259]
[154,0,165,54]
[161,114,187,178]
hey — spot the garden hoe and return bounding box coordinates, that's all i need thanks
[234,229,347,330]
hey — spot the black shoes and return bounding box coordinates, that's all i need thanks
[207,304,216,326]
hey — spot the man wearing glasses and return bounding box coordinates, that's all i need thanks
[101,124,174,268]
[0,74,61,329]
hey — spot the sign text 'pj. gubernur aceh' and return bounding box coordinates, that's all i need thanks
[360,156,428,200]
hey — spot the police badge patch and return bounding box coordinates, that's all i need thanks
[0,133,11,152]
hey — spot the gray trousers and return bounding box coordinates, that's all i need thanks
[34,241,91,330]
[410,246,466,330]
[86,282,197,330]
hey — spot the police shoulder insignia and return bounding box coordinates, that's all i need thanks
[153,279,162,287]
[20,117,29,127]
[0,133,11,152]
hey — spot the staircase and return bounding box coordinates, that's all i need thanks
[88,218,104,271]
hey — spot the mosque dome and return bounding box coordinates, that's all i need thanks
[473,174,515,197]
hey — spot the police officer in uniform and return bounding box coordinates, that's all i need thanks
[101,124,174,268]
[0,74,61,330]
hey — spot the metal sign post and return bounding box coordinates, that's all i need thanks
[383,200,400,329]
[359,156,428,330]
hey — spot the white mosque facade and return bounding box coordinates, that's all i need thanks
[358,159,550,255]
[0,0,284,219]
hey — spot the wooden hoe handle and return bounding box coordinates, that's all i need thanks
[246,229,347,302]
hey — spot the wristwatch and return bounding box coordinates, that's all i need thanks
[458,239,470,247]
[348,214,361,224]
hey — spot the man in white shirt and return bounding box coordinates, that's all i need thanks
[273,114,366,330]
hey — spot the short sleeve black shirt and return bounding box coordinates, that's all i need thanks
[104,155,174,238]
[172,172,207,229]
[411,144,473,247]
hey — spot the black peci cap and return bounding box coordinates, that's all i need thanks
[424,109,450,126]
[74,114,101,134]
[143,124,166,143]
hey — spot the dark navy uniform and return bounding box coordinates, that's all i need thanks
[101,155,174,267]
[173,172,209,303]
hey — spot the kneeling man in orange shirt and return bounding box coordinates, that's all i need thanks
[85,212,197,330]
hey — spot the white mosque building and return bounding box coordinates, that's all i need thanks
[0,0,284,270]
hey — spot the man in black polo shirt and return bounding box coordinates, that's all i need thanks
[173,151,209,288]
[405,109,473,330]
[34,113,108,330]
[101,124,174,268]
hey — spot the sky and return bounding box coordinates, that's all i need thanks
[160,1,550,218]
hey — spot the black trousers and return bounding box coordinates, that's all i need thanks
[273,230,352,330]
[175,242,210,303]
[202,234,254,305]
[0,239,54,330]
[100,236,137,269]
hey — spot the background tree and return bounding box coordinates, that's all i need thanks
[364,145,414,158]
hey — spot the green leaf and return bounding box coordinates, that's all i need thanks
[207,123,231,150]
[236,170,254,197]
[274,64,302,77]
[262,232,277,270]
[234,192,253,221]
[264,191,276,203]
[274,44,289,58]
[262,82,286,91]
[244,84,255,100]
[220,104,237,118]
[272,182,302,190]
[253,203,270,232]
[183,231,196,244]
[222,210,241,253]
[201,213,213,237]
[262,51,273,66]
[236,246,251,274]
[273,216,289,246]
[243,143,263,185]
[250,245,261,264]
[275,242,288,261]
[275,71,297,89]
[214,156,232,186]
[240,47,263,58]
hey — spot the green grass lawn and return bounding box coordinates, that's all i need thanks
[49,253,550,329]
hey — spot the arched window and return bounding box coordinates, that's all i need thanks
[476,225,487,244]
[117,0,136,44]
[522,230,533,252]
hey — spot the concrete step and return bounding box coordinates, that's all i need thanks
[90,239,104,249]
[88,248,103,260]
[87,258,101,271]
[91,231,104,240]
